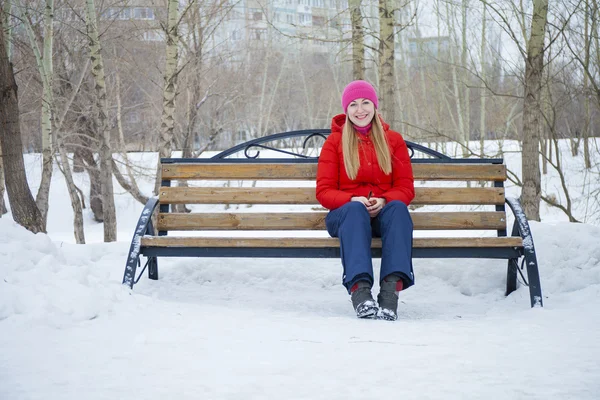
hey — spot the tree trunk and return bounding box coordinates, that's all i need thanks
[56,137,85,243]
[78,142,103,222]
[34,0,55,228]
[479,3,487,158]
[461,0,470,155]
[0,141,7,215]
[20,0,54,229]
[0,17,44,232]
[2,1,11,61]
[349,0,365,80]
[1,0,10,215]
[583,0,592,169]
[155,0,180,194]
[446,2,465,144]
[520,0,548,221]
[85,0,117,241]
[378,0,395,124]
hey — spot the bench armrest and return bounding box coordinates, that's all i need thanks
[504,196,543,307]
[122,197,160,288]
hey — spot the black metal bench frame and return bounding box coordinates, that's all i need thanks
[122,129,543,307]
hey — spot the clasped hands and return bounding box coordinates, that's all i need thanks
[351,194,386,217]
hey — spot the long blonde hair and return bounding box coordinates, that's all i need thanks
[342,113,392,180]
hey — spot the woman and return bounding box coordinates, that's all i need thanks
[316,80,415,321]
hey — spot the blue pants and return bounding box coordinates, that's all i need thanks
[325,200,414,293]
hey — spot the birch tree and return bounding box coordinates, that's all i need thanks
[521,0,549,221]
[349,0,365,80]
[561,0,596,169]
[479,3,487,157]
[18,0,54,228]
[0,8,44,232]
[0,142,6,215]
[378,0,396,124]
[85,0,117,241]
[0,2,9,216]
[155,0,181,194]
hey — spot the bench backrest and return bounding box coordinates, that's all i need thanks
[156,162,508,237]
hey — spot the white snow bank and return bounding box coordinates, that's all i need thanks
[0,218,138,326]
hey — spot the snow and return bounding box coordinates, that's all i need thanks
[1,141,600,399]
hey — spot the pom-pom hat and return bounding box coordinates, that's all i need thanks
[341,80,379,113]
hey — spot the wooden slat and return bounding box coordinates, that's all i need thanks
[161,163,507,181]
[141,236,523,248]
[162,163,318,180]
[414,164,506,181]
[156,211,507,231]
[159,186,505,205]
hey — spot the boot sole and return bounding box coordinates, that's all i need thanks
[357,307,379,319]
[377,308,397,321]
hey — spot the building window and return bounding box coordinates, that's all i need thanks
[299,13,311,24]
[250,28,267,40]
[409,41,417,54]
[133,7,154,20]
[142,30,165,41]
[253,11,263,20]
[312,15,325,26]
[231,30,241,41]
[101,8,119,19]
[119,8,131,20]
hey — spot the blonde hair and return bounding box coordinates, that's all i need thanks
[342,113,392,180]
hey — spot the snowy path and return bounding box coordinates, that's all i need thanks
[2,219,600,399]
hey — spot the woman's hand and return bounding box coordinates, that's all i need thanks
[350,196,386,217]
[351,196,371,206]
[366,197,386,217]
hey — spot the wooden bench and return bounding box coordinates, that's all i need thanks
[123,130,543,308]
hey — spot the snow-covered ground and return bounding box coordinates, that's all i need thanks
[1,141,599,399]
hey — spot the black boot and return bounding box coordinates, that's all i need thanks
[350,281,378,318]
[377,275,402,321]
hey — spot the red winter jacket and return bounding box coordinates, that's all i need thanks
[316,114,415,210]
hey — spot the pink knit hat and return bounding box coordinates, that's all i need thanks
[341,80,378,113]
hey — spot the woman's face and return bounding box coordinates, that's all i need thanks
[347,98,375,127]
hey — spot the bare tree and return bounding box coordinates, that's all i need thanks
[349,0,365,79]
[85,0,117,241]
[0,1,10,216]
[0,141,7,215]
[17,0,54,228]
[520,0,549,221]
[155,0,183,194]
[378,0,396,124]
[0,9,44,232]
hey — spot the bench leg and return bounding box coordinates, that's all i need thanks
[505,258,518,296]
[148,257,158,280]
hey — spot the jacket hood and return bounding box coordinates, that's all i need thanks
[330,113,390,134]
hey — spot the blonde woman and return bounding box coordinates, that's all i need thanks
[316,80,415,320]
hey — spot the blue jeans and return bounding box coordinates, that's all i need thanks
[325,200,414,293]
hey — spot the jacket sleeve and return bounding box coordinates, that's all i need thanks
[382,134,415,206]
[316,136,353,210]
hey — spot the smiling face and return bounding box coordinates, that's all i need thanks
[347,98,375,127]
